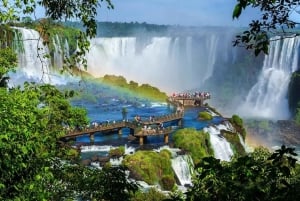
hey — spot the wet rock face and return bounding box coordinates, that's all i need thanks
[277,120,300,145]
[245,120,300,147]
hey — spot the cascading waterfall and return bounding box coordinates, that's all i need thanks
[171,154,194,186]
[203,122,234,161]
[238,36,300,119]
[12,27,51,84]
[53,34,63,69]
[9,28,75,86]
[86,30,236,93]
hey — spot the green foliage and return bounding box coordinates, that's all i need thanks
[222,131,246,157]
[52,164,138,201]
[0,48,17,87]
[161,175,176,191]
[198,111,212,120]
[232,0,300,56]
[103,74,128,87]
[122,150,175,190]
[231,114,243,127]
[101,74,168,101]
[0,80,92,200]
[182,145,299,201]
[109,146,125,158]
[230,114,247,140]
[131,188,169,201]
[173,128,213,165]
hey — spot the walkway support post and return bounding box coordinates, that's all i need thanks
[90,132,95,143]
[118,129,122,135]
[139,136,144,145]
[178,119,182,127]
[164,134,169,144]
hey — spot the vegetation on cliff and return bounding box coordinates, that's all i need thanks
[198,111,213,120]
[230,114,247,140]
[173,128,213,165]
[122,149,175,190]
[100,74,168,101]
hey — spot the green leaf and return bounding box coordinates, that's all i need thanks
[233,4,242,19]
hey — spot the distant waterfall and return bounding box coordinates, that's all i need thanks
[86,31,235,93]
[9,28,72,86]
[12,27,51,83]
[203,122,234,161]
[238,36,300,120]
[171,155,194,186]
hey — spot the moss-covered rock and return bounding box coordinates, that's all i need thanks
[198,111,213,120]
[222,130,246,157]
[122,149,175,190]
[230,114,247,140]
[109,146,125,158]
[173,128,214,165]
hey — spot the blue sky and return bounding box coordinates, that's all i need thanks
[96,0,260,27]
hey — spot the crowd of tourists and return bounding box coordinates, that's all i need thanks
[171,91,211,99]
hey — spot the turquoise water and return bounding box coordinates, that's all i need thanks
[72,97,223,148]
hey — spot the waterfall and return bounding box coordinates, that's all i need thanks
[203,123,234,161]
[171,155,194,186]
[86,31,235,93]
[238,36,300,120]
[8,28,75,86]
[12,27,51,83]
[53,34,63,69]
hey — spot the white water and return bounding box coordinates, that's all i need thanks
[171,155,193,186]
[203,122,234,161]
[9,28,74,86]
[238,36,300,120]
[80,145,112,152]
[12,27,51,84]
[86,31,235,93]
[53,34,63,69]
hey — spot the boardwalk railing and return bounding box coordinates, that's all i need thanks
[62,112,184,140]
[167,94,210,107]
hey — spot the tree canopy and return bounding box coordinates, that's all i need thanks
[233,0,300,55]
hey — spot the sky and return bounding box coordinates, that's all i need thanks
[96,0,260,27]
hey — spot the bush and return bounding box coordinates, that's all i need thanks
[160,175,176,191]
[231,114,243,127]
[198,111,213,120]
[173,128,213,165]
[122,150,174,186]
[131,188,168,201]
[109,146,125,158]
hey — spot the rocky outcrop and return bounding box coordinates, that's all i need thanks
[245,120,300,148]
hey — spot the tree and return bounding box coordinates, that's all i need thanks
[0,48,17,87]
[233,0,300,55]
[0,1,142,200]
[0,81,87,199]
[181,146,300,201]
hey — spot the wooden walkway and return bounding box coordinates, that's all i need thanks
[61,112,183,145]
